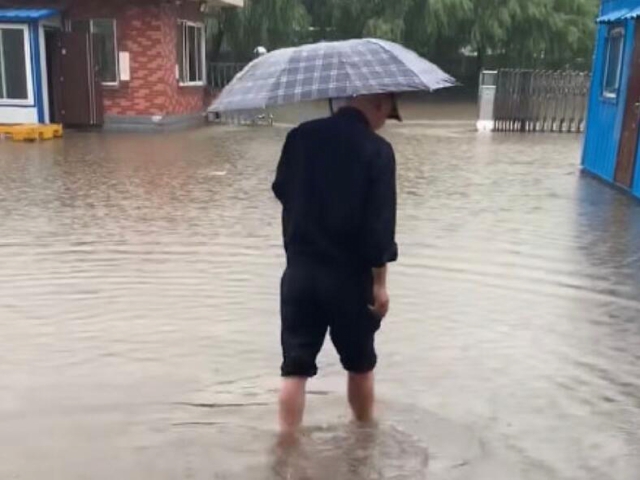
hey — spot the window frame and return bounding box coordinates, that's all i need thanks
[90,18,119,87]
[0,23,34,106]
[177,20,206,87]
[602,25,625,100]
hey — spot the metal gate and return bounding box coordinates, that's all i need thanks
[487,69,590,133]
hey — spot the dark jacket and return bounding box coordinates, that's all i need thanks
[273,107,398,272]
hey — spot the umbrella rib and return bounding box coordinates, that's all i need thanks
[367,39,455,91]
[339,49,352,99]
[366,39,430,92]
[268,47,300,108]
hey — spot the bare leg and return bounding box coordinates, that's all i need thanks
[348,371,375,423]
[279,377,307,435]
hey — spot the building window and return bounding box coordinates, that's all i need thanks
[0,24,31,103]
[177,21,205,85]
[71,19,118,84]
[91,19,118,84]
[603,26,624,98]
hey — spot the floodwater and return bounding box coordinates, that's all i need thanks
[1,103,639,480]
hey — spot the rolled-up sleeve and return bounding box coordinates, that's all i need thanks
[363,143,398,268]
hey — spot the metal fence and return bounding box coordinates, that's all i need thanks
[493,69,591,133]
[208,62,246,89]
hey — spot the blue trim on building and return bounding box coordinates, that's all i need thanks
[623,6,640,18]
[0,19,46,121]
[0,25,35,109]
[0,9,57,22]
[634,136,640,198]
[29,22,45,123]
[597,8,631,22]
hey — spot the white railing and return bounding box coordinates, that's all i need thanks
[208,62,246,89]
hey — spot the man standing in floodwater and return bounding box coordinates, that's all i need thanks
[272,93,399,435]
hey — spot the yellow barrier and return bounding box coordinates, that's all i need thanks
[0,124,64,142]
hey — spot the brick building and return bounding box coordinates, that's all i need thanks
[0,0,242,131]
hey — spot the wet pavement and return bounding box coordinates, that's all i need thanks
[0,103,639,479]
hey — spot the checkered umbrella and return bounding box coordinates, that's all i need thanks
[209,38,455,112]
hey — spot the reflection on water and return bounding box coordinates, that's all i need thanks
[0,103,639,480]
[271,423,430,480]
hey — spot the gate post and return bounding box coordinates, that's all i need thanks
[477,70,497,132]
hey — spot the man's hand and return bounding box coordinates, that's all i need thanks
[370,265,389,319]
[370,284,390,319]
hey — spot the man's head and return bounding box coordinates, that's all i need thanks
[346,94,399,131]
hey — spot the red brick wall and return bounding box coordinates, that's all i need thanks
[73,0,207,117]
[13,0,207,118]
[160,2,206,116]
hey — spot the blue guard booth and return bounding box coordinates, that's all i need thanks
[583,0,640,199]
[0,9,61,125]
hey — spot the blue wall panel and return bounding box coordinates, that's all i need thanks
[582,23,629,181]
[583,0,640,200]
[633,141,640,196]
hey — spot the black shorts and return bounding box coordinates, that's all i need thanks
[280,261,382,377]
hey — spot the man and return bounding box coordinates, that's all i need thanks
[272,93,399,435]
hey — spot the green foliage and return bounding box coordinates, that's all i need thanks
[211,0,310,60]
[406,0,599,71]
[210,0,599,73]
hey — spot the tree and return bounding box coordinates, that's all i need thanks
[409,0,598,72]
[211,0,599,77]
[208,0,310,61]
[302,0,413,42]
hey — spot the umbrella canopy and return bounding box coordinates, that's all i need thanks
[209,38,455,112]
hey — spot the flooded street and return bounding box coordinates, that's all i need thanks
[1,104,639,479]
